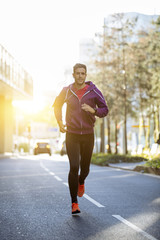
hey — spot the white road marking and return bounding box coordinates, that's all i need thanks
[83,194,105,208]
[63,182,69,187]
[54,176,62,181]
[40,161,44,168]
[49,172,55,176]
[62,182,105,207]
[40,160,105,208]
[112,215,158,240]
[40,162,49,172]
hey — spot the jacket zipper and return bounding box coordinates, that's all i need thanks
[80,90,91,134]
[70,89,91,134]
[70,89,83,134]
[79,99,82,134]
[81,90,91,99]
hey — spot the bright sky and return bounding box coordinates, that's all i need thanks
[0,0,160,101]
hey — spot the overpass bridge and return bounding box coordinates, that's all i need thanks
[0,44,33,153]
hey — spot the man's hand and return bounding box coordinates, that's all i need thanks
[81,103,95,114]
[58,121,67,133]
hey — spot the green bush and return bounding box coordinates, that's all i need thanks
[18,143,29,153]
[91,153,148,166]
[91,153,160,169]
[145,158,160,169]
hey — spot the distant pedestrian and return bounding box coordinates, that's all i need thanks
[53,63,108,214]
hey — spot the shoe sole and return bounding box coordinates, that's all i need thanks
[72,210,81,215]
[77,192,84,197]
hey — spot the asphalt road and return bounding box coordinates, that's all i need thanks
[0,154,160,240]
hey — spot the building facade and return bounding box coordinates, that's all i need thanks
[0,44,33,153]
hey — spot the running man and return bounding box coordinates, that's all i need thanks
[53,63,108,214]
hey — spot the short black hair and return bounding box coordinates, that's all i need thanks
[73,63,87,73]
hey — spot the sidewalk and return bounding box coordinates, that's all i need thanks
[109,161,146,170]
[0,152,13,159]
[0,152,30,159]
[109,162,160,177]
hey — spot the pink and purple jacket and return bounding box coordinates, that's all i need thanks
[53,81,108,135]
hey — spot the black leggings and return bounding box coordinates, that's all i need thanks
[66,132,94,203]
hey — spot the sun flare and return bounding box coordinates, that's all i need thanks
[12,98,45,114]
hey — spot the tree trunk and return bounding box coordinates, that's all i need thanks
[142,114,146,139]
[124,102,128,154]
[115,119,118,154]
[122,45,128,154]
[107,116,111,153]
[157,104,160,132]
[145,115,150,149]
[100,118,105,153]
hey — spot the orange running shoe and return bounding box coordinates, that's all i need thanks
[72,203,81,214]
[77,182,85,197]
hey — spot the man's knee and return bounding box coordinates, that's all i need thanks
[70,165,79,175]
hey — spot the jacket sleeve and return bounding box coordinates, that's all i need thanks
[94,88,109,118]
[52,87,68,122]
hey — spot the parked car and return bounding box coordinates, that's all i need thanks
[60,141,67,156]
[34,142,51,156]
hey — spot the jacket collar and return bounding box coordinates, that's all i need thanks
[69,81,96,91]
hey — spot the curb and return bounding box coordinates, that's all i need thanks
[108,164,160,177]
[133,165,160,176]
